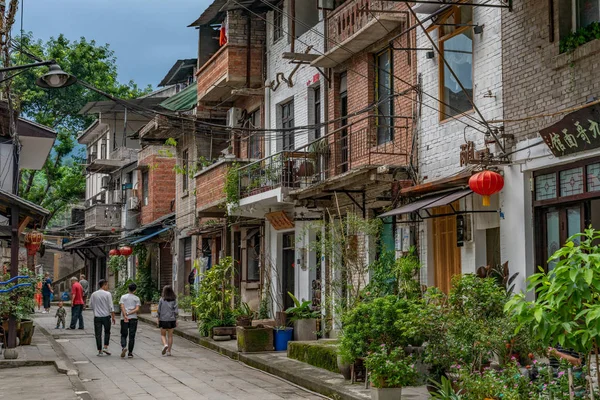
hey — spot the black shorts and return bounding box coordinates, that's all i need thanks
[159,320,176,329]
[43,295,51,309]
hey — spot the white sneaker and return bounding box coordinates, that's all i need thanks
[162,345,168,355]
[41,311,48,314]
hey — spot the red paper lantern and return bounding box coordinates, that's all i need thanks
[119,246,133,257]
[469,170,504,206]
[109,249,121,257]
[25,230,43,256]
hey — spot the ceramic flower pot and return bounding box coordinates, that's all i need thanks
[293,318,317,341]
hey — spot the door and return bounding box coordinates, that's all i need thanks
[539,203,585,271]
[431,204,461,293]
[339,73,349,173]
[282,233,296,310]
[233,231,242,300]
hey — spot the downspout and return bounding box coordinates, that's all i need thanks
[246,12,252,88]
[290,0,296,53]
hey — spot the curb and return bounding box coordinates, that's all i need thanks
[137,315,365,400]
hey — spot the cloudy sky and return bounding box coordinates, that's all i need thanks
[24,0,211,89]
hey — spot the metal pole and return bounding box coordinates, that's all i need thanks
[7,205,19,351]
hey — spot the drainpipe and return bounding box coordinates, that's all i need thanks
[246,13,252,88]
[290,0,296,53]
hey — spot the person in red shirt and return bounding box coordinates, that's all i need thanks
[68,276,85,330]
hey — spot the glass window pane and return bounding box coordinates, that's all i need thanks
[535,173,557,200]
[377,50,393,145]
[567,207,582,245]
[559,167,584,197]
[577,0,600,29]
[442,30,473,118]
[587,163,600,192]
[546,211,560,270]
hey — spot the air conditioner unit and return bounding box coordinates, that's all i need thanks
[227,107,243,128]
[128,196,139,211]
[101,176,110,189]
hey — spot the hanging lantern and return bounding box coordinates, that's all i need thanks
[109,248,121,257]
[24,230,44,256]
[469,170,504,206]
[119,246,133,257]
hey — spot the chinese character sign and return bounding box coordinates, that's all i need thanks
[539,104,600,157]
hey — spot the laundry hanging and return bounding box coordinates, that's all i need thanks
[219,15,228,46]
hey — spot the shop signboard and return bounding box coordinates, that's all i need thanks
[539,104,600,157]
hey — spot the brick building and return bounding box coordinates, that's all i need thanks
[500,0,600,294]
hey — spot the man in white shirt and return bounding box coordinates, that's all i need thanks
[89,279,115,356]
[119,282,141,358]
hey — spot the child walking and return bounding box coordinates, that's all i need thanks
[156,285,178,356]
[55,301,66,329]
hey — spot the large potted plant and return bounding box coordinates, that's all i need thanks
[285,292,319,341]
[237,325,274,352]
[273,326,294,351]
[365,345,418,400]
[0,268,37,346]
[234,302,254,327]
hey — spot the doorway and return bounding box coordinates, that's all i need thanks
[282,232,295,310]
[431,204,461,293]
[537,203,585,271]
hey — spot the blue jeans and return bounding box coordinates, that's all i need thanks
[70,305,84,329]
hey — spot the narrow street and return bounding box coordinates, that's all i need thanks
[34,309,324,400]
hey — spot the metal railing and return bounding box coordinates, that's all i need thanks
[238,125,408,199]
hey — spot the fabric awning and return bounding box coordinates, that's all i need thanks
[379,189,472,218]
[159,84,198,112]
[130,227,172,245]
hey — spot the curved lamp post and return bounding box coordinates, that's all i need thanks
[35,64,77,89]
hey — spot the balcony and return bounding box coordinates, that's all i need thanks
[87,147,138,173]
[85,203,122,232]
[196,158,252,217]
[196,44,263,104]
[238,126,408,201]
[312,0,406,68]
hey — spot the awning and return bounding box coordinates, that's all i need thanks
[379,189,472,218]
[131,227,172,245]
[160,84,198,112]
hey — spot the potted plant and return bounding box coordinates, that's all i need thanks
[285,292,319,341]
[273,325,294,351]
[237,324,274,352]
[0,268,37,346]
[365,345,418,400]
[234,302,254,327]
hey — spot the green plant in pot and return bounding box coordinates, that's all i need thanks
[0,268,38,346]
[234,302,254,327]
[286,292,319,341]
[365,345,418,400]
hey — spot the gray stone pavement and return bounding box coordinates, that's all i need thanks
[33,308,325,400]
[0,365,81,400]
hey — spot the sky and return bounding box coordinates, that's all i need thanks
[23,0,212,89]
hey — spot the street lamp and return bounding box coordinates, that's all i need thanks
[35,64,77,89]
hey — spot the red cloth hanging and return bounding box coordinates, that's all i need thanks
[219,25,227,46]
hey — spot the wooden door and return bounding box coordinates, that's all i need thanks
[431,204,461,293]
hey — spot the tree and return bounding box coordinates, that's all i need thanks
[12,33,151,222]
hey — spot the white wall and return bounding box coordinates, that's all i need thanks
[415,5,503,281]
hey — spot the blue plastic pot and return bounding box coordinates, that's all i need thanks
[274,327,293,351]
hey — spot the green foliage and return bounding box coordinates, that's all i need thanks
[258,294,271,319]
[287,341,339,373]
[233,302,253,318]
[365,345,418,388]
[193,257,236,336]
[224,163,240,209]
[339,295,424,363]
[506,227,600,358]
[395,246,422,299]
[135,255,159,304]
[13,33,151,223]
[560,21,600,53]
[112,279,135,305]
[108,255,127,274]
[285,292,319,323]
[362,251,397,298]
[0,268,39,321]
[178,285,196,313]
[428,376,463,400]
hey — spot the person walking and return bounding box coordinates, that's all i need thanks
[79,274,89,310]
[41,272,53,314]
[34,280,43,311]
[89,279,115,356]
[68,276,85,329]
[157,285,178,356]
[119,282,141,359]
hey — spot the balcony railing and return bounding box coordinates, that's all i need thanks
[328,0,403,44]
[85,203,122,232]
[238,125,408,199]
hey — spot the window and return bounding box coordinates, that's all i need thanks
[142,170,149,206]
[313,86,322,139]
[534,158,600,203]
[439,6,474,120]
[182,149,189,192]
[273,1,284,43]
[246,229,261,281]
[100,139,107,160]
[375,49,393,144]
[248,109,262,159]
[575,0,600,30]
[280,101,294,150]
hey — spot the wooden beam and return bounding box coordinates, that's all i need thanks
[231,88,265,97]
[18,216,31,236]
[282,52,320,62]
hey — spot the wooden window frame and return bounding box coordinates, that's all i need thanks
[280,100,295,151]
[437,6,474,121]
[375,48,394,145]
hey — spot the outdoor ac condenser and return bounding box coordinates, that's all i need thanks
[128,196,139,210]
[227,107,243,128]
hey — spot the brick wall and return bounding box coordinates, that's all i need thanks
[195,161,229,211]
[502,1,600,144]
[176,134,197,231]
[138,146,176,226]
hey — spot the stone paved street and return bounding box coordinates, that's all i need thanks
[0,365,81,400]
[34,309,324,400]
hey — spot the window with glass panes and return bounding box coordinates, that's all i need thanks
[248,109,261,159]
[280,101,294,150]
[375,49,393,144]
